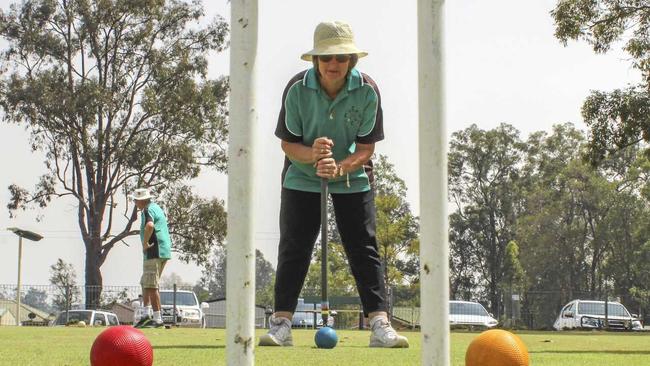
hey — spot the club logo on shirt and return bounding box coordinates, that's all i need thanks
[344,106,362,128]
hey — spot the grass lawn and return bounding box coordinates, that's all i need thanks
[1,327,650,365]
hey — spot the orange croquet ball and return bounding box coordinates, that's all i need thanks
[465,329,529,366]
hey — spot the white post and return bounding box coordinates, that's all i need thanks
[16,236,23,326]
[418,0,449,365]
[226,1,258,365]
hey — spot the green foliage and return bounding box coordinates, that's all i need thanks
[0,0,230,303]
[551,1,650,163]
[255,250,276,307]
[552,0,648,55]
[21,287,51,313]
[49,258,80,310]
[303,242,357,297]
[197,248,275,307]
[449,121,650,323]
[502,241,526,291]
[198,246,226,299]
[391,283,420,307]
[164,186,227,264]
[629,284,650,309]
[373,155,420,287]
[517,126,605,297]
[99,287,129,308]
[582,88,650,163]
[448,123,526,311]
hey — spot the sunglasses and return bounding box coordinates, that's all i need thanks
[318,54,352,63]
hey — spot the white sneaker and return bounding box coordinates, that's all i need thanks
[259,316,293,346]
[369,317,409,348]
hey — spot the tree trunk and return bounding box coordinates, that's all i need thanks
[84,236,103,309]
[490,280,499,316]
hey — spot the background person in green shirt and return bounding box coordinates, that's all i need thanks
[131,187,172,328]
[259,21,408,348]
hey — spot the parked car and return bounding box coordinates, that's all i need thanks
[449,300,498,329]
[51,309,119,327]
[553,299,643,331]
[159,290,209,328]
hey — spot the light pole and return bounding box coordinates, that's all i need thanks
[7,227,43,326]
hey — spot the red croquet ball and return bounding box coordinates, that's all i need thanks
[90,325,153,366]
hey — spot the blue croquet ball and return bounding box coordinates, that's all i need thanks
[315,326,338,349]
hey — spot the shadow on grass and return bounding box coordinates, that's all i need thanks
[531,350,650,355]
[153,345,225,350]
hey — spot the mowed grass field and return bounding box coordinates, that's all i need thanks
[1,327,650,366]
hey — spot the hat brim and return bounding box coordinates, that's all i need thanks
[130,194,154,201]
[301,46,368,61]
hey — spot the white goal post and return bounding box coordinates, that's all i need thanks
[226,1,449,365]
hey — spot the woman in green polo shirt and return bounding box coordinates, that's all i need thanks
[259,20,408,349]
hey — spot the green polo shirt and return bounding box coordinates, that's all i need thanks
[140,202,172,260]
[275,68,384,193]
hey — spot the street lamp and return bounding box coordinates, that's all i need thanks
[6,227,43,326]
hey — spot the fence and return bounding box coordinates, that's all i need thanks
[518,290,643,330]
[294,288,364,330]
[0,284,401,329]
[3,284,639,330]
[388,288,643,331]
[1,284,277,328]
[203,298,268,328]
[0,284,192,326]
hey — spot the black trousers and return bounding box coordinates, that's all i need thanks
[274,188,387,317]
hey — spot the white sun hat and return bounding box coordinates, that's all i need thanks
[301,21,368,61]
[129,188,155,201]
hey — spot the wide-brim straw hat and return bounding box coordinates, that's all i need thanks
[129,188,155,201]
[301,21,368,61]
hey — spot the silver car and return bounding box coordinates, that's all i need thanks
[553,299,643,331]
[449,300,498,329]
[159,290,209,328]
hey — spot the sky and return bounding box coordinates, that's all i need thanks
[0,0,641,288]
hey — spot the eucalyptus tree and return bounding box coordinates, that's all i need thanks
[552,0,650,163]
[599,189,649,302]
[598,151,650,307]
[448,123,526,314]
[518,124,650,320]
[517,125,603,300]
[0,0,229,307]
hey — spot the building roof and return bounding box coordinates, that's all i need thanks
[0,300,52,321]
